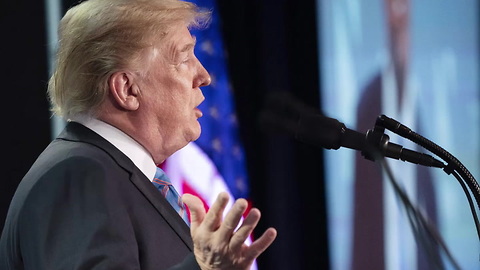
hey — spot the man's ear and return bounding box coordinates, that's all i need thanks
[108,72,140,111]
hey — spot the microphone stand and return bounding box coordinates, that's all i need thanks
[374,114,480,243]
[364,114,480,268]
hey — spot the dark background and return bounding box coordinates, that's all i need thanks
[1,0,329,269]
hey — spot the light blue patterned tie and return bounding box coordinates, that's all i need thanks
[152,167,190,226]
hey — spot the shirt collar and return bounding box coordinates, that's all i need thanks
[70,116,157,181]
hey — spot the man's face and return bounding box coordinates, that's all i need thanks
[137,24,211,155]
[386,0,410,69]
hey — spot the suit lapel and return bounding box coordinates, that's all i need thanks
[128,172,193,249]
[57,122,194,250]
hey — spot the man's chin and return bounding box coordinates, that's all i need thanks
[187,126,201,143]
[193,123,202,140]
[191,132,201,142]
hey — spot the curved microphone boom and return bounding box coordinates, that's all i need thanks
[259,91,445,168]
[296,113,444,168]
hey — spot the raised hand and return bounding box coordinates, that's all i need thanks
[182,192,277,270]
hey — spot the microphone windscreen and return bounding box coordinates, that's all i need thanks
[263,91,321,119]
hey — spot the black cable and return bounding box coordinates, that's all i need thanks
[450,170,480,242]
[379,156,462,270]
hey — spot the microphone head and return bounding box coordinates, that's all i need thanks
[258,91,323,136]
[262,91,321,119]
[259,91,350,150]
[295,114,346,150]
[257,109,298,137]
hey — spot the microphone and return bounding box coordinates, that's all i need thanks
[259,91,445,168]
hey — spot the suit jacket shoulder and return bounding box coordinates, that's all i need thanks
[0,122,196,270]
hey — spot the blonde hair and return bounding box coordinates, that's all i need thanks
[47,0,211,120]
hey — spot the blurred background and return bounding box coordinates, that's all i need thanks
[1,0,478,269]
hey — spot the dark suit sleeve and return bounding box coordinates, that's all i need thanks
[17,156,198,270]
[167,253,200,270]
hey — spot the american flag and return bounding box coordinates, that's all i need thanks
[161,0,256,268]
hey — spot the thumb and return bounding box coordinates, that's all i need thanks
[182,193,206,232]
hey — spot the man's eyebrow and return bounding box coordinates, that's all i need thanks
[180,36,197,52]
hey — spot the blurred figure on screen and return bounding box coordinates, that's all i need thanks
[0,0,277,269]
[352,0,438,269]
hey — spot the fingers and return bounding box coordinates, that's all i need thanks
[202,192,230,231]
[182,193,206,232]
[217,198,248,240]
[245,227,277,260]
[228,208,261,251]
[188,191,277,268]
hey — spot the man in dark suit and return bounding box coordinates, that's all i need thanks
[351,0,437,269]
[0,0,277,269]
